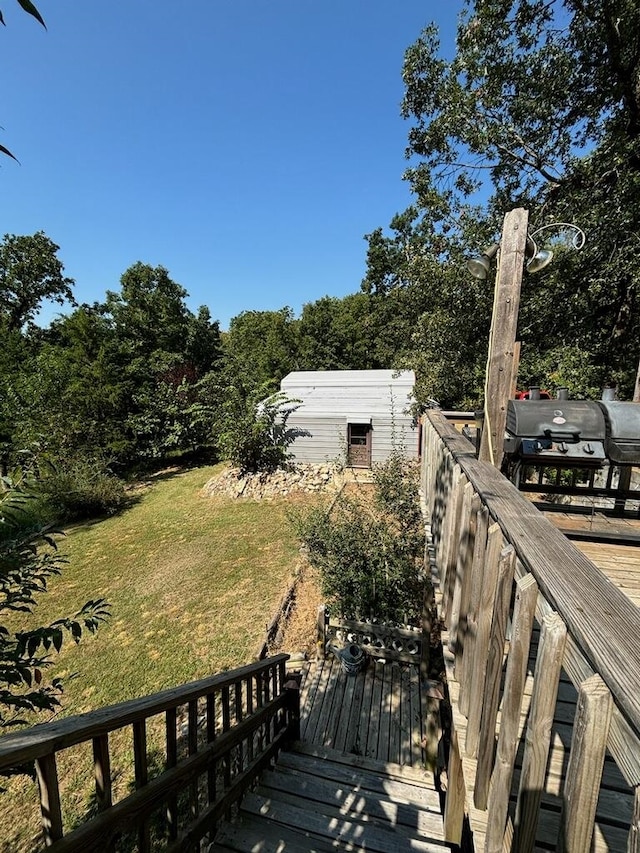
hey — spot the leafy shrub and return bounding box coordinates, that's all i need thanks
[33,455,127,523]
[372,451,423,554]
[218,390,304,474]
[292,452,425,623]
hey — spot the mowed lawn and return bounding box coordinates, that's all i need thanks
[1,464,313,851]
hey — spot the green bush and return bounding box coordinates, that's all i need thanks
[292,452,425,624]
[33,456,127,523]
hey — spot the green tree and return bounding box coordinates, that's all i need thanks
[0,233,75,333]
[224,308,297,392]
[367,0,640,405]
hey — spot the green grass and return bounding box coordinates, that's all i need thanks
[1,464,314,851]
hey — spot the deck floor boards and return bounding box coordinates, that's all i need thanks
[300,656,429,768]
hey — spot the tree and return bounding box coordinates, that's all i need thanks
[224,308,297,392]
[0,233,75,333]
[366,0,640,405]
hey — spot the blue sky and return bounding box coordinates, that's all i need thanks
[2,1,462,329]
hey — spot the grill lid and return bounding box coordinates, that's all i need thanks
[505,400,606,441]
[598,401,640,464]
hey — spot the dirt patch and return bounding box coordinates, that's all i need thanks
[267,560,323,659]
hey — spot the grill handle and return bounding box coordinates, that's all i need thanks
[543,429,580,442]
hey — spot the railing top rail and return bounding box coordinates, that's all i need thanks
[424,410,640,736]
[0,653,289,769]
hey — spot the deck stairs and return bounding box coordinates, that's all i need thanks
[211,741,450,852]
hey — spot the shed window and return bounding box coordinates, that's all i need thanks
[348,424,369,445]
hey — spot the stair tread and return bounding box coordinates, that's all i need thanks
[241,791,449,853]
[256,779,444,839]
[278,751,438,807]
[292,740,436,788]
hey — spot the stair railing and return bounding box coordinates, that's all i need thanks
[0,653,299,852]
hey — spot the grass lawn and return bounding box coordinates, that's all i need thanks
[1,464,315,851]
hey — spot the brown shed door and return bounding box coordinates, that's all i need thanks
[347,423,372,468]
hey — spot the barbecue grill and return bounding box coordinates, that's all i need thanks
[504,399,607,467]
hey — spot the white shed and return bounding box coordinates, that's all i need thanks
[280,370,418,467]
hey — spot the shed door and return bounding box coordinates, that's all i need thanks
[347,423,372,468]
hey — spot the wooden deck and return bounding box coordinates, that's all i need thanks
[213,656,450,851]
[542,510,640,609]
[299,654,428,768]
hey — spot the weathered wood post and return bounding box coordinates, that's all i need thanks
[558,674,613,853]
[316,604,327,660]
[478,208,529,467]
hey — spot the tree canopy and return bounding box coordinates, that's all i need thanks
[363,0,640,404]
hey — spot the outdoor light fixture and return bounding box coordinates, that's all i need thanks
[466,242,499,280]
[466,222,585,280]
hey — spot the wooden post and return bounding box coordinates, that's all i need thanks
[449,482,476,647]
[479,208,529,467]
[629,786,640,852]
[558,674,613,853]
[466,524,503,757]
[317,604,327,660]
[474,545,517,809]
[444,729,466,846]
[421,581,434,683]
[513,612,567,853]
[485,573,538,853]
[458,505,489,717]
[35,753,64,845]
[284,679,301,743]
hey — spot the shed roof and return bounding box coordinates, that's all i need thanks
[281,370,415,388]
[280,370,416,419]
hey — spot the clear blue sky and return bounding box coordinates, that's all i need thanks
[2,1,461,329]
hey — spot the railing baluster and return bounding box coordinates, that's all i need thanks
[132,719,150,852]
[206,692,216,806]
[458,504,489,717]
[188,698,199,821]
[512,612,567,853]
[629,785,640,852]
[35,752,63,846]
[485,573,538,853]
[92,734,112,812]
[165,706,178,840]
[558,674,614,853]
[235,681,244,772]
[465,524,503,757]
[221,685,231,790]
[474,545,516,810]
[246,677,254,764]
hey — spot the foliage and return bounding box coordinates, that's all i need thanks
[362,0,640,406]
[216,375,303,474]
[223,308,297,392]
[31,455,128,523]
[293,453,424,623]
[0,469,109,731]
[0,232,75,333]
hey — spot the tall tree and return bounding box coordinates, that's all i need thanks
[367,0,640,404]
[0,233,75,333]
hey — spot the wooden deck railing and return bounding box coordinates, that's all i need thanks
[0,654,299,852]
[421,411,640,852]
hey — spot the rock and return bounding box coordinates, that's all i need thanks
[202,463,340,501]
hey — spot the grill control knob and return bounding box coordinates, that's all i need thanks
[558,442,568,454]
[584,443,594,454]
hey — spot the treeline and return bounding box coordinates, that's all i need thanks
[0,232,435,515]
